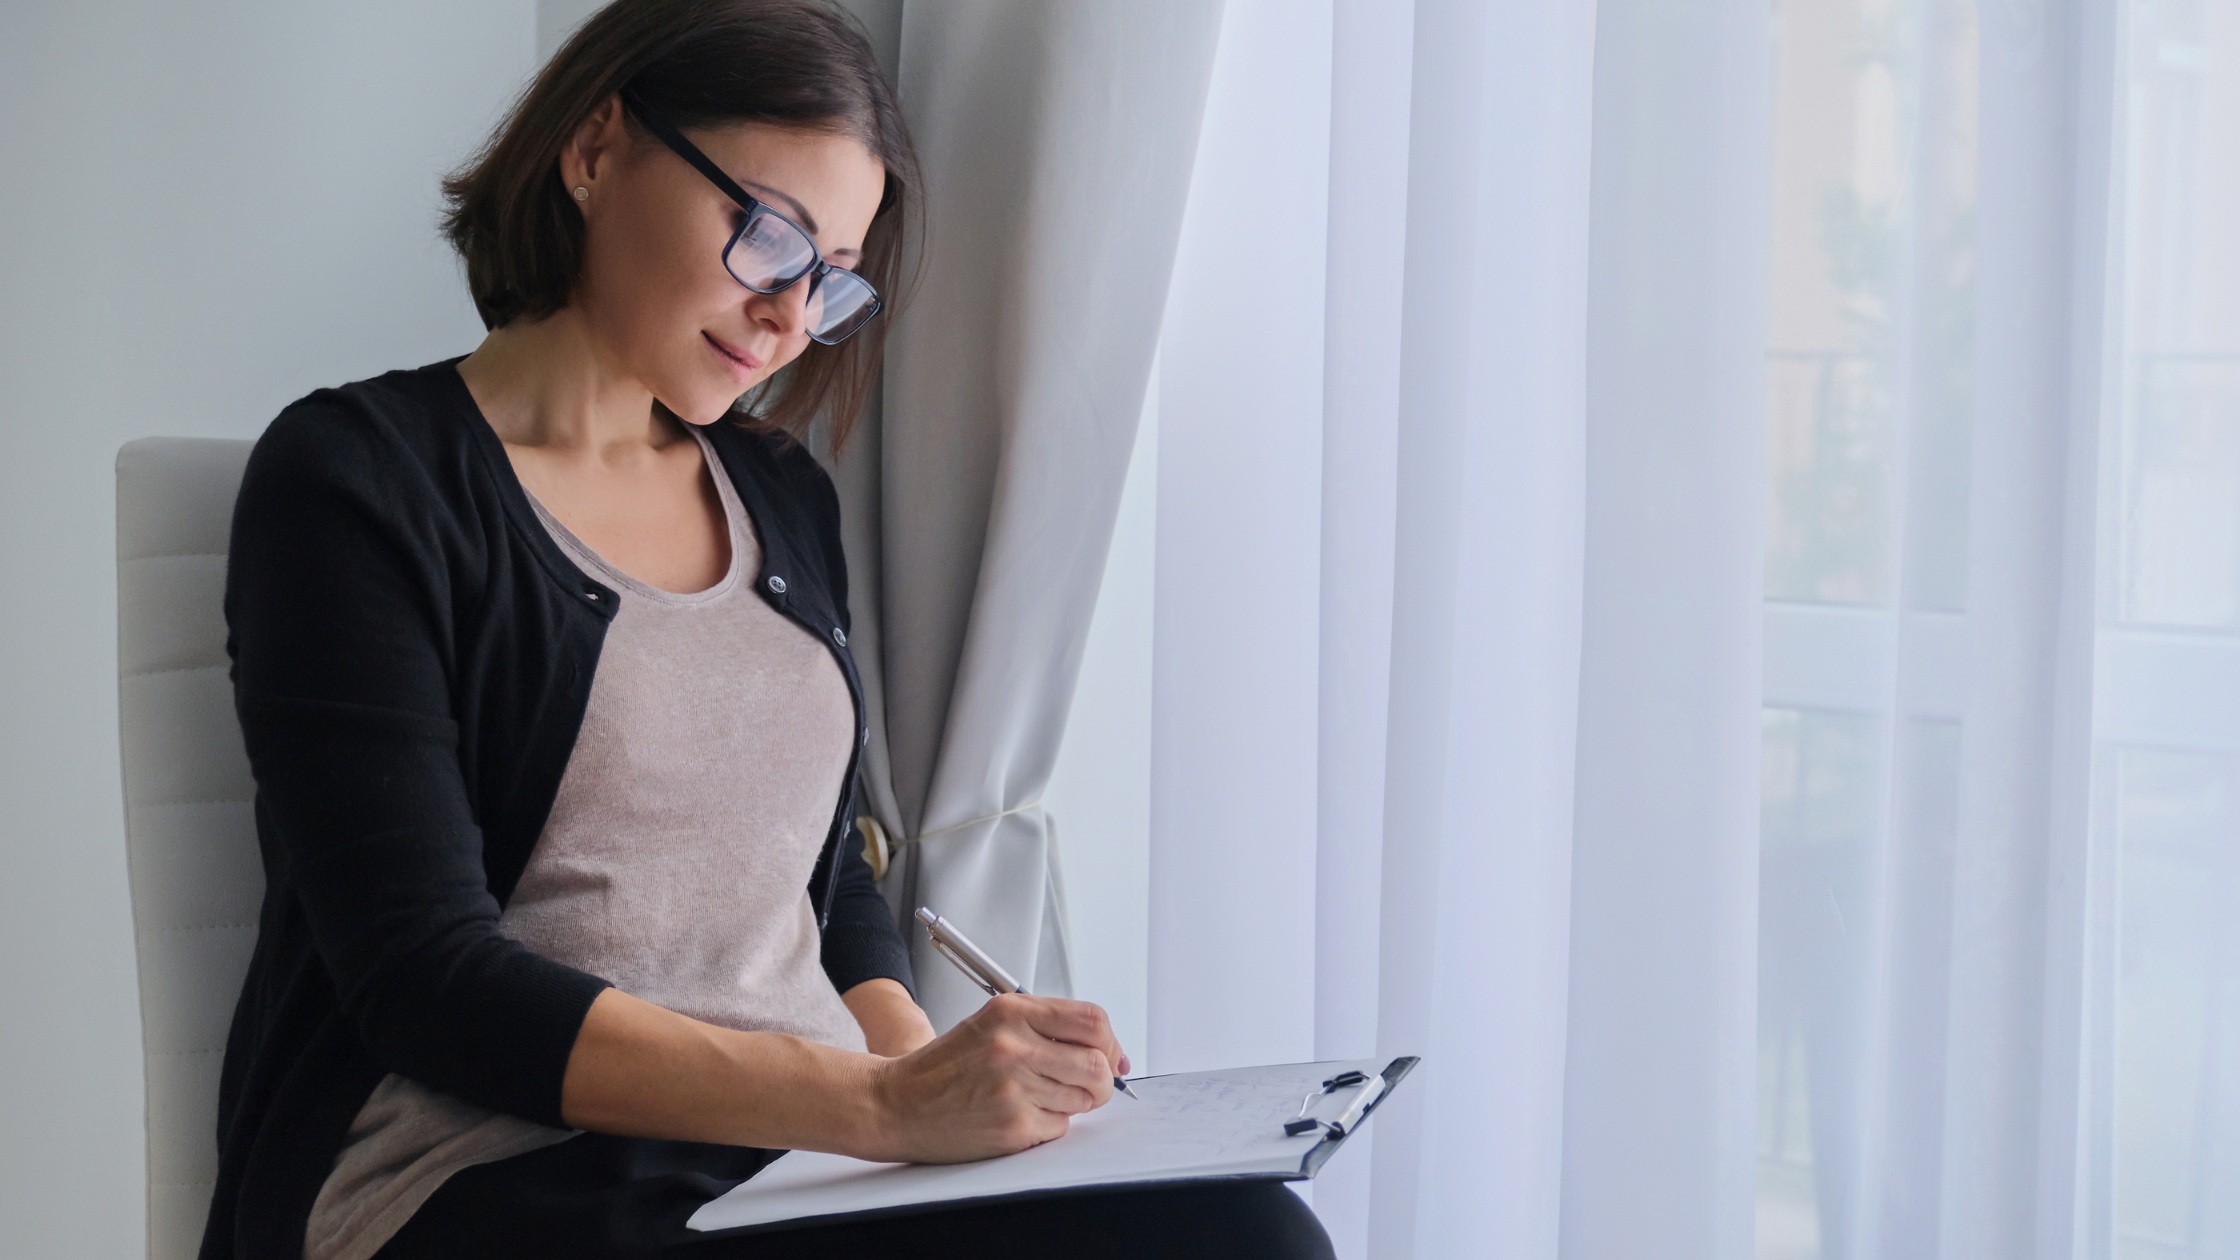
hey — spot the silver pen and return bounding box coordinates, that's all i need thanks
[916,906,1140,1100]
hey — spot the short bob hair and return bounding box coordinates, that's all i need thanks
[441,0,918,451]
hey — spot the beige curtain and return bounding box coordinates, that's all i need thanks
[828,1,1224,1027]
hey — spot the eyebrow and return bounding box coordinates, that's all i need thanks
[736,177,861,262]
[742,179,820,237]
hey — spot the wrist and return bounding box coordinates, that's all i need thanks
[852,1050,906,1161]
[702,1025,895,1159]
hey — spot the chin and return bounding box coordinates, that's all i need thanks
[678,403,735,427]
[655,376,743,427]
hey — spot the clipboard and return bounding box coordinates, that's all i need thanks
[687,1055,1419,1236]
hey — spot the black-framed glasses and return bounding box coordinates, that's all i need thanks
[618,85,882,346]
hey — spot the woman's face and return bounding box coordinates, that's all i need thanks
[562,101,887,425]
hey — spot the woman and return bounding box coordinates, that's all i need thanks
[210,2,1333,1258]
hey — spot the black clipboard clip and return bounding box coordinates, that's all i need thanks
[1283,1057,1417,1139]
[1285,1056,1420,1179]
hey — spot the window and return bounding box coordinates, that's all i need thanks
[1760,1,2240,1256]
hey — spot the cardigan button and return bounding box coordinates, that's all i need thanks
[767,575,787,595]
[832,627,848,648]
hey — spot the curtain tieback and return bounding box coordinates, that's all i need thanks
[855,800,1046,881]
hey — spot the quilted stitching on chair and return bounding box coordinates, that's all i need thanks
[116,438,259,1260]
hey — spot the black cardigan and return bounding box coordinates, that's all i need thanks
[203,360,912,1260]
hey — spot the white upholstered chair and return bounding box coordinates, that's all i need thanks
[116,438,261,1260]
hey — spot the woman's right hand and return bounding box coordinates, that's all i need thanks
[864,993,1129,1163]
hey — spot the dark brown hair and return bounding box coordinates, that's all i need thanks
[441,0,918,450]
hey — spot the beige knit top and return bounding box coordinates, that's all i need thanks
[304,426,865,1260]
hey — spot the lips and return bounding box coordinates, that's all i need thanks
[703,331,763,381]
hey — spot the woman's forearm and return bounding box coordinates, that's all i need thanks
[842,978,938,1057]
[561,986,1130,1165]
[559,987,889,1156]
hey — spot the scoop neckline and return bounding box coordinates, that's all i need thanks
[518,424,751,608]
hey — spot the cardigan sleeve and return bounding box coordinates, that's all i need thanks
[225,405,610,1127]
[819,806,917,998]
[778,436,917,999]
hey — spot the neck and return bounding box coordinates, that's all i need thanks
[457,308,679,458]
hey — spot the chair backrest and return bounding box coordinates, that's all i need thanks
[116,437,261,1260]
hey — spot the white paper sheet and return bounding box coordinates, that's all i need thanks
[686,1058,1388,1234]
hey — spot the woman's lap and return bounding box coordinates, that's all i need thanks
[374,1132,1334,1260]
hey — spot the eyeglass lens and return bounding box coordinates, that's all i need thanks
[724,210,880,344]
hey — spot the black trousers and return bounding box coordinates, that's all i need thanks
[374,1133,1336,1260]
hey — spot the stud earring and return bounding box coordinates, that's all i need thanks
[572,186,590,202]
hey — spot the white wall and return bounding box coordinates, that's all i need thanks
[0,4,537,1253]
[538,0,608,59]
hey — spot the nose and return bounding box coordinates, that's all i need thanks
[748,276,815,340]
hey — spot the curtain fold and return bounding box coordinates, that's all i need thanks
[1559,0,1773,1256]
[1929,2,2117,1256]
[843,0,1224,1028]
[1362,1,1597,1257]
[1309,0,1416,1253]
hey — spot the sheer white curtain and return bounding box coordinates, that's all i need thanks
[1759,2,2240,1259]
[822,0,2240,1254]
[1125,0,2240,1257]
[1149,0,1761,1253]
[1756,0,2120,1256]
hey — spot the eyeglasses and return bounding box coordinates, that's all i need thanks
[618,85,882,346]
